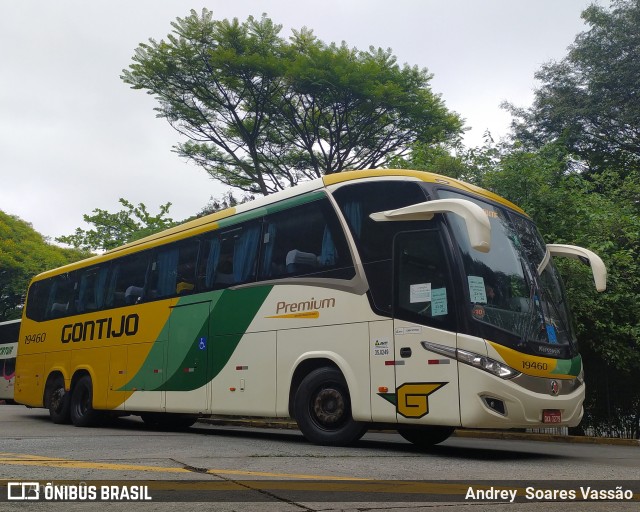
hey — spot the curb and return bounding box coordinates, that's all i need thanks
[198,416,640,447]
[452,428,640,446]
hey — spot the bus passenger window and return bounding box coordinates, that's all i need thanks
[25,280,48,321]
[77,266,108,313]
[332,180,429,313]
[105,254,150,308]
[199,223,260,290]
[259,198,353,281]
[147,240,199,299]
[46,273,77,319]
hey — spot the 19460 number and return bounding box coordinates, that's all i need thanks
[24,332,46,344]
[522,361,548,371]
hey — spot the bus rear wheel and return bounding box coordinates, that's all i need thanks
[45,375,70,424]
[397,425,454,448]
[293,367,366,446]
[70,375,101,427]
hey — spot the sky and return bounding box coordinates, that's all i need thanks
[0,0,604,242]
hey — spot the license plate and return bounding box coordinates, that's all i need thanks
[543,409,562,424]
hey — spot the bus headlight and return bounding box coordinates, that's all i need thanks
[421,342,521,380]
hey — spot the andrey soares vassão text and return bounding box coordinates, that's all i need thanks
[465,485,635,503]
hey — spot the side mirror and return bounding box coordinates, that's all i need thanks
[540,244,607,292]
[370,198,491,253]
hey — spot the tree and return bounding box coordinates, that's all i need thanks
[121,9,462,195]
[0,211,87,321]
[506,0,640,176]
[390,139,481,184]
[55,199,176,252]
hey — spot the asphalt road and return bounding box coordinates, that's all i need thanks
[1,404,638,511]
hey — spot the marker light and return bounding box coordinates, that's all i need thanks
[421,342,521,380]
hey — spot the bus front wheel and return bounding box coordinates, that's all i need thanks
[70,376,101,428]
[397,425,454,448]
[45,375,70,424]
[293,367,366,446]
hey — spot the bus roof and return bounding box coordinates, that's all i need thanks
[323,169,525,214]
[32,169,525,280]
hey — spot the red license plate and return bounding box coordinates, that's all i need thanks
[543,409,562,424]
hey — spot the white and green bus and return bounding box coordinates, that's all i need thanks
[0,319,20,402]
[14,170,606,446]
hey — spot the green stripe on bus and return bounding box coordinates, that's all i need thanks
[119,286,272,393]
[206,285,273,382]
[216,191,326,229]
[552,355,582,377]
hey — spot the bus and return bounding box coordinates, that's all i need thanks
[14,169,606,446]
[0,319,20,403]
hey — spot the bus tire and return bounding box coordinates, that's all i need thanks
[45,375,70,424]
[293,367,366,446]
[397,425,454,448]
[70,375,101,428]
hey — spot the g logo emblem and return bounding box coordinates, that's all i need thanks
[396,382,447,418]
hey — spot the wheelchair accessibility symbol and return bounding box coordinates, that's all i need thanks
[198,337,207,350]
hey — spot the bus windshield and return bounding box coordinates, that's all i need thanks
[438,190,576,356]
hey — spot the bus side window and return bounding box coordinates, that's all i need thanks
[199,222,260,290]
[77,266,108,313]
[148,240,199,300]
[199,234,221,290]
[46,273,77,319]
[259,199,353,280]
[105,253,150,308]
[26,280,49,321]
[332,181,429,313]
[176,242,199,295]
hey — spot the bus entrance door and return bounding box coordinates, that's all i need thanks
[164,300,211,414]
[392,230,460,426]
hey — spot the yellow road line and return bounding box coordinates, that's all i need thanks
[0,453,364,481]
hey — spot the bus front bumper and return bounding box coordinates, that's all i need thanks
[458,364,585,429]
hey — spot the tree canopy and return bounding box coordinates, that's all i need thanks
[0,211,87,321]
[55,199,176,252]
[506,0,640,176]
[122,9,463,195]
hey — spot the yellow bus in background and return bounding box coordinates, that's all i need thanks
[14,170,606,446]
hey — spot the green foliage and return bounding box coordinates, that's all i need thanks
[390,142,473,181]
[55,199,176,252]
[122,9,462,195]
[0,211,87,321]
[506,0,640,175]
